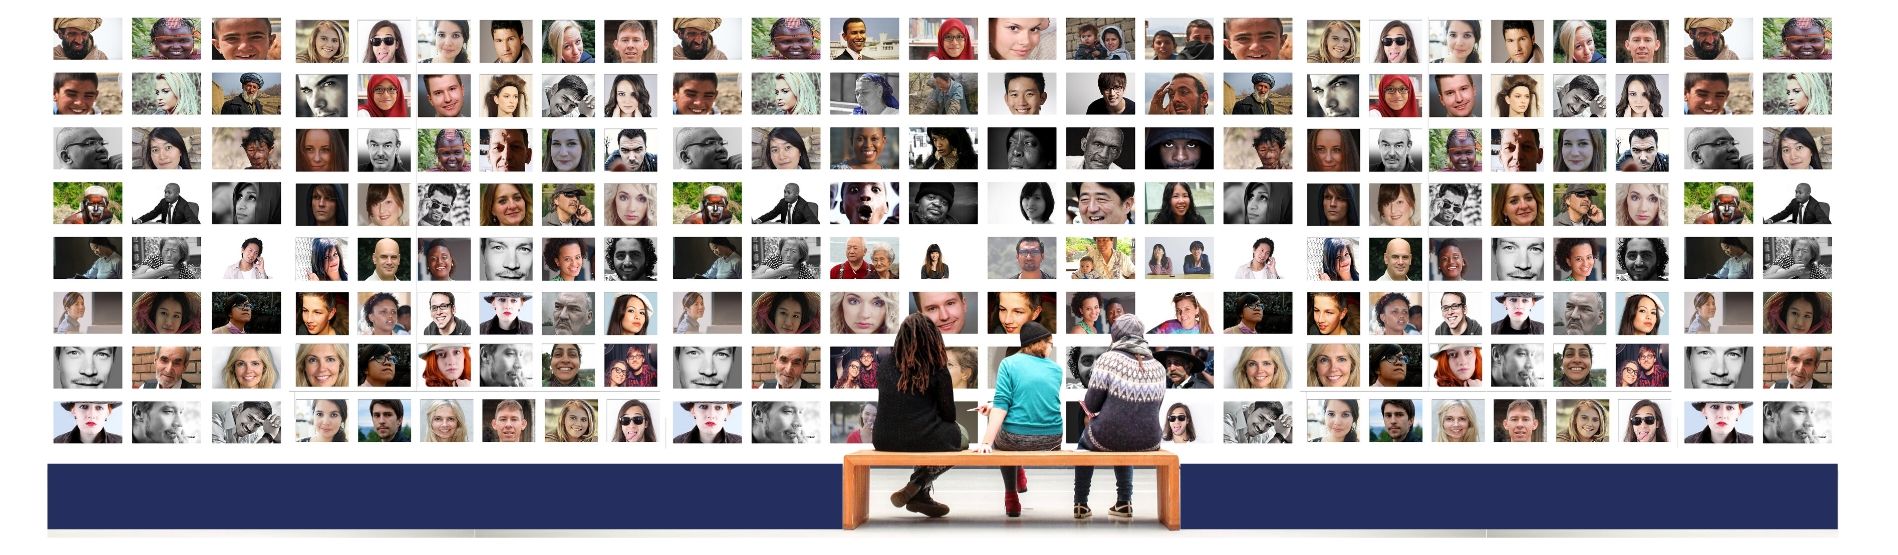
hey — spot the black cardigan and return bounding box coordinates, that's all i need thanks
[872,361,961,452]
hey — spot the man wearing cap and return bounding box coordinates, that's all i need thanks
[673,18,728,60]
[55,401,122,443]
[674,401,742,443]
[910,183,958,224]
[1684,401,1753,443]
[972,322,1063,517]
[1145,127,1213,169]
[480,292,534,335]
[1491,292,1546,335]
[1553,184,1605,226]
[221,72,269,115]
[542,184,594,226]
[1683,18,1738,60]
[1157,348,1212,389]
[55,18,109,60]
[752,183,819,224]
[1230,73,1281,115]
[65,185,117,224]
[681,185,733,224]
[1688,128,1752,170]
[1694,185,1748,224]
[140,18,200,60]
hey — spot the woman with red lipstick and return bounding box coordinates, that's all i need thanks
[1684,401,1752,443]
[673,401,741,443]
[54,401,122,443]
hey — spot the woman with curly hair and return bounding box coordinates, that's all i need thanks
[484,74,529,117]
[1615,74,1663,117]
[604,74,652,117]
[1494,74,1540,117]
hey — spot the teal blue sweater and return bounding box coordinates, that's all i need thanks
[993,353,1063,436]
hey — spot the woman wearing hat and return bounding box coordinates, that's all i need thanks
[972,321,1063,517]
[54,401,122,443]
[1684,401,1752,443]
[1432,344,1484,387]
[1071,314,1166,518]
[673,401,741,443]
[881,313,968,518]
[420,343,472,387]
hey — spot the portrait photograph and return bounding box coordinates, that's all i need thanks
[908,183,977,224]
[1064,127,1135,169]
[1148,127,1216,169]
[1682,72,1752,115]
[1308,399,1362,442]
[54,127,123,170]
[542,19,595,63]
[481,399,534,442]
[1552,343,1607,387]
[133,127,202,170]
[1140,237,1215,279]
[1493,399,1545,442]
[1219,72,1292,116]
[829,128,899,170]
[751,72,821,115]
[908,127,981,169]
[1223,401,1294,443]
[132,72,201,115]
[53,401,123,443]
[1430,129,1482,172]
[53,346,121,389]
[1763,72,1830,115]
[131,345,200,388]
[1429,73,1482,117]
[750,346,822,389]
[988,128,1055,170]
[752,18,822,60]
[295,20,348,63]
[830,18,899,60]
[1434,399,1484,442]
[1221,182,1293,225]
[292,129,346,172]
[1763,127,1830,170]
[1369,128,1424,172]
[51,290,125,334]
[831,72,901,115]
[131,401,201,443]
[295,74,348,116]
[832,347,892,390]
[355,74,410,117]
[52,18,123,60]
[752,127,821,169]
[1065,72,1136,115]
[1550,74,1607,118]
[132,18,203,60]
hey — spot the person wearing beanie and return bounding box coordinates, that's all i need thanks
[973,321,1062,517]
[1071,314,1166,519]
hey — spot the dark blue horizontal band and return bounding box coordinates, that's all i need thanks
[1185,464,1837,530]
[49,463,1835,530]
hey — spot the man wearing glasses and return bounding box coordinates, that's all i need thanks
[1435,292,1481,336]
[1009,237,1051,279]
[419,186,459,227]
[542,183,594,226]
[675,127,740,169]
[423,292,470,335]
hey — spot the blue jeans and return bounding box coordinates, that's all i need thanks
[1072,434,1133,506]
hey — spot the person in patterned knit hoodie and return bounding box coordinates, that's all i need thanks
[1072,313,1166,519]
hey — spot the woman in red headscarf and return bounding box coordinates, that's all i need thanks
[1369,74,1420,117]
[927,19,975,60]
[358,74,410,117]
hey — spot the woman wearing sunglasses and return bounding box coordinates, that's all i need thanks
[612,399,656,442]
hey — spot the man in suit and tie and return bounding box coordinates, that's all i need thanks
[1765,182,1830,224]
[836,18,868,60]
[751,183,819,224]
[132,182,200,224]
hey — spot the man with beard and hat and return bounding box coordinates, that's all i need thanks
[54,18,110,60]
[1156,347,1212,389]
[220,72,268,115]
[673,18,728,60]
[1683,18,1738,60]
[909,183,960,224]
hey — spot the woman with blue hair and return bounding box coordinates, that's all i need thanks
[851,73,898,115]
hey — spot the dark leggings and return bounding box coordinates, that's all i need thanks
[994,430,1060,494]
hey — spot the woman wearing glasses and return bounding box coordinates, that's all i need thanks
[1368,344,1413,387]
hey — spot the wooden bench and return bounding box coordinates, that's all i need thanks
[842,450,1180,530]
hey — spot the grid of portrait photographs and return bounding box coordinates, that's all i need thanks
[49,15,1832,451]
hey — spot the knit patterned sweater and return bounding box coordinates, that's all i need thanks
[1080,346,1166,452]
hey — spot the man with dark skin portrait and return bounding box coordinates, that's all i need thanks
[57,127,121,169]
[212,18,278,60]
[752,183,819,224]
[428,129,469,172]
[140,18,200,60]
[1146,128,1212,170]
[676,128,741,169]
[837,18,869,60]
[55,18,109,60]
[1771,18,1830,60]
[1151,73,1209,115]
[1764,183,1829,225]
[132,182,199,224]
[1072,127,1127,170]
[485,129,531,171]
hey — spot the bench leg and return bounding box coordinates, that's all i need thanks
[843,463,869,529]
[1156,464,1180,531]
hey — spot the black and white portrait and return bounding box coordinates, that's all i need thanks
[296,74,347,117]
[1616,237,1669,281]
[908,182,976,224]
[542,292,595,335]
[602,237,657,282]
[543,74,595,117]
[356,128,410,172]
[1222,182,1293,225]
[1370,129,1422,172]
[751,236,818,279]
[1307,73,1359,117]
[1429,183,1482,226]
[55,127,124,169]
[415,184,469,226]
